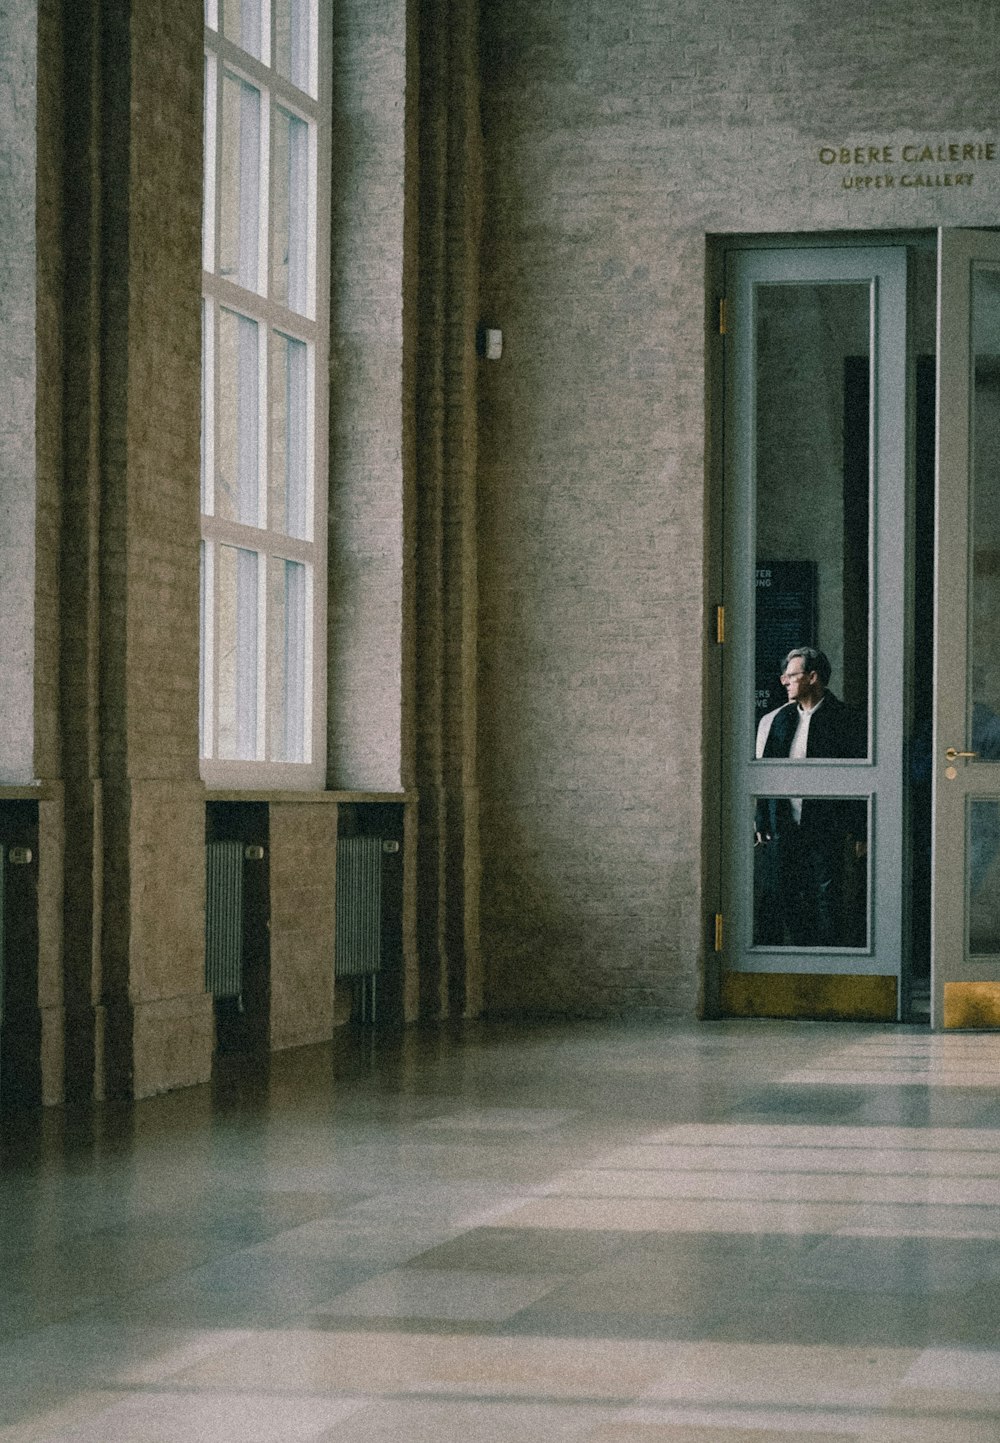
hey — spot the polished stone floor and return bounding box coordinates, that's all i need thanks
[2,1017,1000,1441]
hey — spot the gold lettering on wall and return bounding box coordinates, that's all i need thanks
[816,137,997,194]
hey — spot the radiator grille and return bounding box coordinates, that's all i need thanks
[335,835,382,978]
[205,840,243,998]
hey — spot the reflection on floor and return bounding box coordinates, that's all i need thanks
[2,1018,1000,1441]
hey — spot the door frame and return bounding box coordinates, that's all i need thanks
[932,227,1000,1029]
[705,230,938,1024]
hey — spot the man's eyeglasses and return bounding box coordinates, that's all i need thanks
[780,668,808,681]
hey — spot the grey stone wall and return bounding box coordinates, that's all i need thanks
[269,801,338,1050]
[477,0,1000,1014]
[0,0,37,785]
[327,0,409,791]
[33,0,213,1101]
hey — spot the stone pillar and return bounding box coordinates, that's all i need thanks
[44,0,212,1100]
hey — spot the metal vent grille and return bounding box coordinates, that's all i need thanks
[335,835,382,978]
[205,840,243,999]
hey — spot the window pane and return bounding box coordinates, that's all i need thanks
[754,283,871,759]
[271,107,310,314]
[222,0,263,59]
[220,72,261,292]
[200,541,212,756]
[200,301,211,513]
[270,332,309,538]
[970,266,1000,753]
[268,558,307,761]
[275,0,312,92]
[218,545,259,760]
[203,54,216,272]
[217,309,260,526]
[753,796,868,949]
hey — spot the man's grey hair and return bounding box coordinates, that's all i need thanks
[782,646,831,686]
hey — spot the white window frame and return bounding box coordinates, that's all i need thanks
[201,0,329,789]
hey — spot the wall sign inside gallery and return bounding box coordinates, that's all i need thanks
[816,138,997,193]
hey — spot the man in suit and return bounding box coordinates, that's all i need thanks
[754,646,866,947]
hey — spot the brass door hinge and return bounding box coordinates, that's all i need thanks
[714,913,724,952]
[715,604,725,644]
[718,297,727,335]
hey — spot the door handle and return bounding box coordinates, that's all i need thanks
[945,747,979,762]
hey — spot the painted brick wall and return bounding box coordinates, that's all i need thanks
[477,0,1000,1014]
[327,0,408,791]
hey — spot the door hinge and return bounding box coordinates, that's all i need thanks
[714,913,724,952]
[718,297,727,335]
[715,604,725,644]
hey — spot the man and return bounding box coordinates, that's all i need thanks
[754,647,866,947]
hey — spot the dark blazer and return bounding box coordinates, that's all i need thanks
[757,692,866,841]
[761,692,865,762]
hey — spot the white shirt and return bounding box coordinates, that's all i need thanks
[788,694,825,822]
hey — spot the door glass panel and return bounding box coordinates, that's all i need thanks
[969,799,1000,954]
[754,283,871,757]
[970,266,1000,754]
[753,796,869,949]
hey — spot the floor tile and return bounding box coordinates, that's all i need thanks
[637,1341,916,1408]
[403,1225,629,1275]
[496,1196,854,1235]
[23,1391,365,1442]
[306,1266,563,1322]
[312,1398,601,1441]
[901,1346,1000,1392]
[858,1415,1000,1442]
[171,1328,678,1398]
[588,1408,867,1438]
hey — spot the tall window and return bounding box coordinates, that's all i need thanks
[201,0,328,787]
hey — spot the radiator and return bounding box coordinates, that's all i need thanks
[205,840,243,999]
[335,835,382,979]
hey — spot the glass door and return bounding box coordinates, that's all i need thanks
[933,229,1000,1029]
[721,246,907,1020]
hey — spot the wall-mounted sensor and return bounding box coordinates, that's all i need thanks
[482,327,503,360]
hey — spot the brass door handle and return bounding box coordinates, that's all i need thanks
[945,747,979,762]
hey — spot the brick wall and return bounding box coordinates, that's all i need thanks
[269,802,338,1050]
[0,0,38,785]
[327,0,409,791]
[477,0,1000,1014]
[33,0,212,1101]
